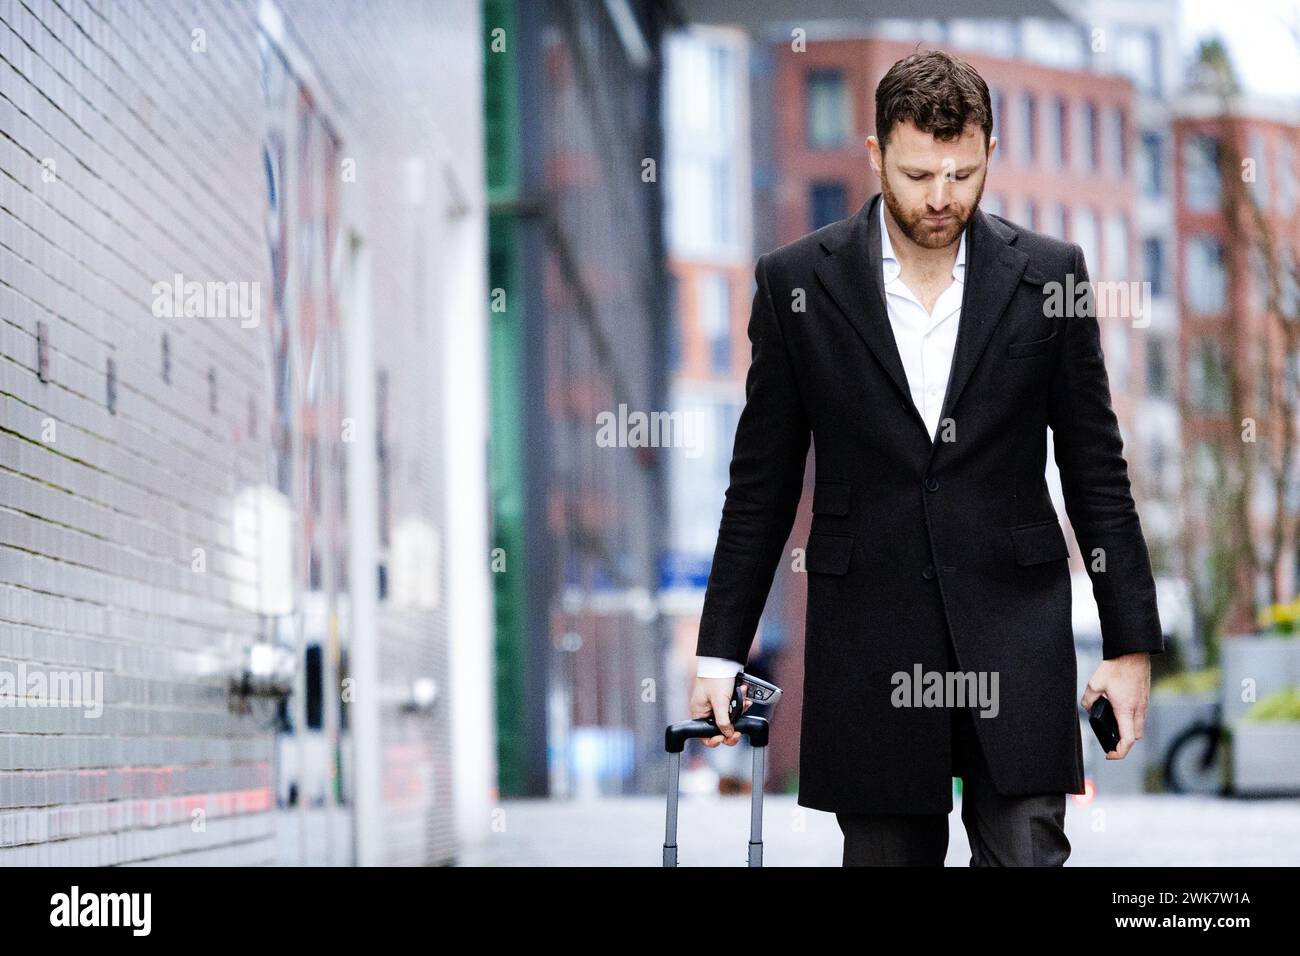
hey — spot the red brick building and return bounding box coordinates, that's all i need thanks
[1173,96,1300,634]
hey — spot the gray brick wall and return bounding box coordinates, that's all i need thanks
[0,0,456,865]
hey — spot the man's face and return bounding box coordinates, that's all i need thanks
[868,119,995,250]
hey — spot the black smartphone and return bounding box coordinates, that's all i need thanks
[1088,696,1122,754]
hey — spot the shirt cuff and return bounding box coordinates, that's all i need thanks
[697,656,744,679]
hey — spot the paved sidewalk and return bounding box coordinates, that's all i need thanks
[457,793,1300,866]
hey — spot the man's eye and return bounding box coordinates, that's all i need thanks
[955,173,971,181]
[907,173,925,181]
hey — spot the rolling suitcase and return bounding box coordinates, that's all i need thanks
[663,672,783,867]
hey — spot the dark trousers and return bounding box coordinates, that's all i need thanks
[836,635,1071,866]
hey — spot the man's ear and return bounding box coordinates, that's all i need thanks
[866,135,883,176]
[988,135,998,159]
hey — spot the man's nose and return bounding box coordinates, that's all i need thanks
[928,178,952,211]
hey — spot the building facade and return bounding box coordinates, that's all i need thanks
[1173,96,1300,637]
[485,0,676,800]
[0,0,491,865]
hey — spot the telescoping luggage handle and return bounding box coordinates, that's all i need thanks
[663,672,783,867]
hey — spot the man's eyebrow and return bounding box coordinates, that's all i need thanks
[897,164,980,175]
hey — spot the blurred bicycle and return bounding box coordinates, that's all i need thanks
[1162,700,1230,796]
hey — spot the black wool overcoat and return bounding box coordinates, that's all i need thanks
[696,193,1164,815]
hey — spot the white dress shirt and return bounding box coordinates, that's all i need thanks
[697,201,968,679]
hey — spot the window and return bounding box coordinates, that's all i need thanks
[1184,134,1221,212]
[699,272,732,374]
[1114,28,1161,96]
[1104,213,1129,279]
[1049,97,1068,169]
[810,181,847,230]
[1045,203,1068,240]
[1023,198,1038,231]
[1146,336,1169,398]
[669,158,735,256]
[1150,438,1167,488]
[1249,131,1269,208]
[668,388,744,559]
[711,45,735,137]
[665,34,745,258]
[990,87,1005,146]
[1078,101,1097,172]
[1105,323,1129,392]
[668,272,682,372]
[1139,131,1162,197]
[1143,238,1165,298]
[807,70,850,148]
[1188,337,1230,413]
[1020,19,1088,69]
[1185,235,1226,313]
[1107,107,1126,176]
[710,159,735,250]
[1073,208,1099,273]
[947,19,1017,57]
[1018,92,1037,166]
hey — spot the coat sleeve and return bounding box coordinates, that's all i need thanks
[1048,243,1165,660]
[695,253,812,665]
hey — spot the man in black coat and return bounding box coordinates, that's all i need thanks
[690,50,1164,865]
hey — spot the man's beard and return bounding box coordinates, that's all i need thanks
[880,171,984,249]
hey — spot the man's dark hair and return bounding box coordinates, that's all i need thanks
[874,50,992,151]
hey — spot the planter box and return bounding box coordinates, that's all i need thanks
[1220,634,1300,724]
[1231,722,1300,795]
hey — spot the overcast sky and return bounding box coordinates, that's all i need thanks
[1178,0,1300,99]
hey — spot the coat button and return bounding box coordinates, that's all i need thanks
[924,476,939,492]
[922,564,935,579]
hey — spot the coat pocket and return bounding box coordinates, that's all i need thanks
[1008,519,1070,565]
[1007,327,1058,358]
[812,479,851,516]
[805,530,854,575]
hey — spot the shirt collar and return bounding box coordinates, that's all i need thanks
[880,198,968,284]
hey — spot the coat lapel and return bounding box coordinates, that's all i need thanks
[931,203,1029,456]
[813,194,914,420]
[813,193,1029,451]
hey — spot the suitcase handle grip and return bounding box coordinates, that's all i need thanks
[664,714,769,753]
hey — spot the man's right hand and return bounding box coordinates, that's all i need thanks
[690,676,746,747]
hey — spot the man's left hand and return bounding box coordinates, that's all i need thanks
[1082,652,1151,760]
